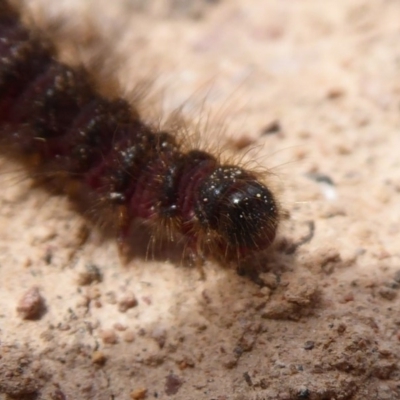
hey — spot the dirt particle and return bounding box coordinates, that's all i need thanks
[379,286,397,300]
[177,355,195,370]
[229,134,255,150]
[151,327,167,348]
[118,292,138,312]
[336,144,352,155]
[76,264,103,286]
[92,351,107,365]
[144,354,165,367]
[319,248,342,274]
[243,371,253,386]
[261,120,281,135]
[43,248,53,265]
[238,331,257,352]
[259,286,271,298]
[222,354,239,369]
[100,329,118,344]
[284,275,318,306]
[303,341,315,350]
[297,387,310,398]
[138,328,147,336]
[259,378,269,389]
[337,323,347,334]
[340,292,354,303]
[201,289,212,304]
[259,272,279,289]
[326,87,345,99]
[130,387,147,399]
[57,322,71,331]
[165,373,183,396]
[113,322,127,331]
[393,270,400,283]
[16,286,46,320]
[378,347,392,357]
[262,300,298,320]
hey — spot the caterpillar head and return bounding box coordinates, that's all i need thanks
[196,166,279,258]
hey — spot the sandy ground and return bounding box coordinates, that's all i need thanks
[1,0,400,399]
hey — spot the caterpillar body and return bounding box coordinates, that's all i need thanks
[0,0,280,266]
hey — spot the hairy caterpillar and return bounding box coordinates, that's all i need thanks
[0,0,280,266]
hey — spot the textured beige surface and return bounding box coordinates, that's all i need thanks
[1,0,400,399]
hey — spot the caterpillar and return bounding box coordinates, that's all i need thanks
[0,0,280,267]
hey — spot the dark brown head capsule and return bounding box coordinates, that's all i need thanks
[195,166,278,258]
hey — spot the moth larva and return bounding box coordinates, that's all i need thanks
[0,0,280,266]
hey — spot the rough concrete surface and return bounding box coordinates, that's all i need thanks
[1,0,400,399]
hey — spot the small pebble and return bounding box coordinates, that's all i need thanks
[304,341,315,350]
[177,355,195,370]
[165,374,183,396]
[340,292,354,303]
[92,351,107,365]
[326,87,345,99]
[151,327,167,348]
[77,264,103,286]
[379,287,397,301]
[100,329,118,344]
[130,388,147,399]
[230,134,255,150]
[118,293,138,312]
[113,322,127,331]
[261,120,281,135]
[337,323,347,334]
[17,286,45,320]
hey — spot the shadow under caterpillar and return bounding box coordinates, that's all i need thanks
[0,0,280,267]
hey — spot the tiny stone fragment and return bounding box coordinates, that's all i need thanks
[261,120,281,135]
[130,387,147,399]
[230,134,255,150]
[92,351,107,365]
[222,355,238,369]
[118,292,138,312]
[393,270,400,283]
[326,87,345,99]
[165,374,183,396]
[100,329,118,344]
[151,327,167,348]
[304,341,315,350]
[113,322,127,331]
[77,264,103,286]
[379,287,397,301]
[17,286,45,320]
[259,272,279,289]
[177,354,195,370]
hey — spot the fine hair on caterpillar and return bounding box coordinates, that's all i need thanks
[0,0,282,269]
